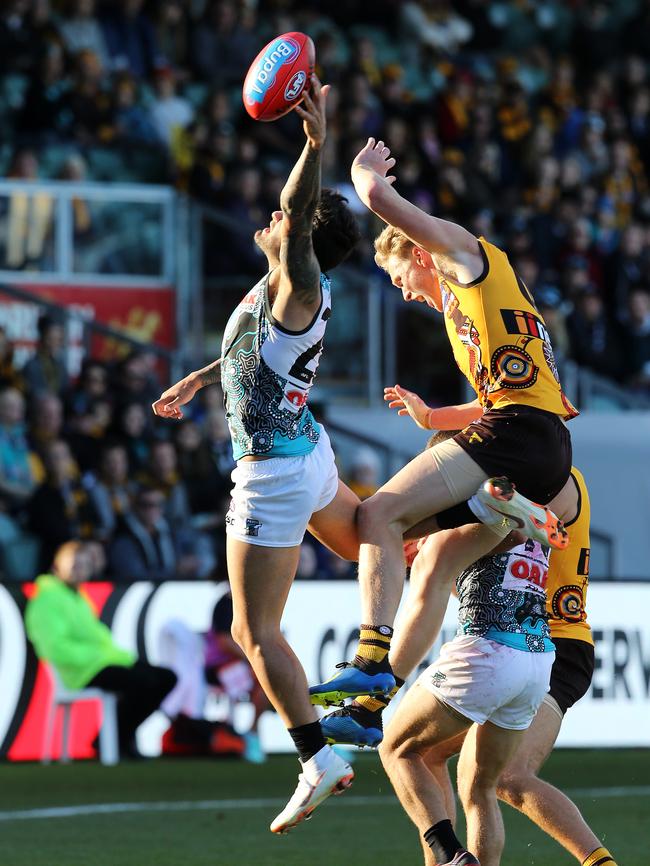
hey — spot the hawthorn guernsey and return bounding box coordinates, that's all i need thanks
[243,31,315,121]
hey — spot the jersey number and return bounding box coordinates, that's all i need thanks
[289,338,323,385]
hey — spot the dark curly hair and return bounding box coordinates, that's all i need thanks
[311,189,361,272]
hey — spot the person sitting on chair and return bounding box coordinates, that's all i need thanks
[25,540,176,759]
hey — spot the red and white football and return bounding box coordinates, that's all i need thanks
[242,31,315,122]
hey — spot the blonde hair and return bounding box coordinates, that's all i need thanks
[374,225,414,271]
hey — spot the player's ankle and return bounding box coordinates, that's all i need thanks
[353,624,394,673]
[582,847,618,866]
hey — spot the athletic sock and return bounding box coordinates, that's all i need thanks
[356,676,405,714]
[288,720,326,763]
[582,847,618,866]
[423,819,463,864]
[353,624,393,673]
[436,501,480,530]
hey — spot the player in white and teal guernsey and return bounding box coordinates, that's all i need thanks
[152,76,362,834]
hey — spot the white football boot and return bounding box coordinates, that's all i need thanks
[270,745,354,834]
[470,476,569,550]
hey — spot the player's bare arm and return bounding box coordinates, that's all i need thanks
[384,384,482,430]
[272,76,330,329]
[151,358,221,420]
[351,137,483,281]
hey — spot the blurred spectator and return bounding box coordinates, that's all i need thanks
[58,0,110,72]
[147,66,193,149]
[205,591,272,763]
[138,439,191,529]
[347,445,381,501]
[0,386,37,511]
[3,150,54,270]
[28,391,64,457]
[113,350,159,410]
[27,438,100,568]
[174,418,229,520]
[401,1,473,55]
[25,540,176,759]
[152,0,189,79]
[112,401,150,472]
[625,289,650,391]
[535,284,571,363]
[57,154,94,241]
[107,484,199,581]
[112,72,160,145]
[191,0,255,87]
[22,315,68,397]
[86,441,135,540]
[17,41,69,140]
[67,359,109,418]
[100,0,163,79]
[568,285,625,381]
[67,49,113,145]
[0,327,21,389]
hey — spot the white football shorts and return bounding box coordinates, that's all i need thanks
[225,427,339,547]
[418,635,555,730]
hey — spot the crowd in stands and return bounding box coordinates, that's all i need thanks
[0,313,364,582]
[1,1,650,398]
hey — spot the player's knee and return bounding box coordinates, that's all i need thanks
[358,495,406,540]
[496,770,528,808]
[458,767,496,807]
[231,617,279,656]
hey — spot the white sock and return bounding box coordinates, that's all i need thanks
[301,744,333,775]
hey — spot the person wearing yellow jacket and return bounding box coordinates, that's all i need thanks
[25,540,176,759]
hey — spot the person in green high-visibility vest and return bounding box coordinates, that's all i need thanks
[25,540,177,759]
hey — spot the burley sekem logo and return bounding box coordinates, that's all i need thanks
[244,37,300,104]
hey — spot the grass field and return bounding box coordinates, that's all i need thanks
[1,750,647,866]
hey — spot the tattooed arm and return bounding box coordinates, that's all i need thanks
[272,76,330,330]
[151,358,221,420]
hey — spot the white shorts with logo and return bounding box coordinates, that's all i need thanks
[225,428,339,547]
[418,635,555,731]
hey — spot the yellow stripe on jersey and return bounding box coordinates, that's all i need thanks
[439,238,578,420]
[546,467,593,645]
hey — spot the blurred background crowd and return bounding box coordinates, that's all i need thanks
[1,0,650,393]
[0,314,371,582]
[1,0,650,584]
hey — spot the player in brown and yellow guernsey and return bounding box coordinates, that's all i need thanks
[310,136,579,714]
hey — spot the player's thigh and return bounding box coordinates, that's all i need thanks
[546,475,579,522]
[227,537,301,632]
[410,525,497,595]
[382,682,471,757]
[362,444,486,533]
[307,479,361,561]
[500,700,562,780]
[460,720,525,790]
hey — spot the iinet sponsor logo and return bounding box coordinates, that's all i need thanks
[245,39,300,104]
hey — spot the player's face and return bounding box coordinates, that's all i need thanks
[254,210,283,261]
[387,252,442,311]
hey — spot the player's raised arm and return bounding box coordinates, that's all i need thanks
[273,76,329,326]
[351,138,482,276]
